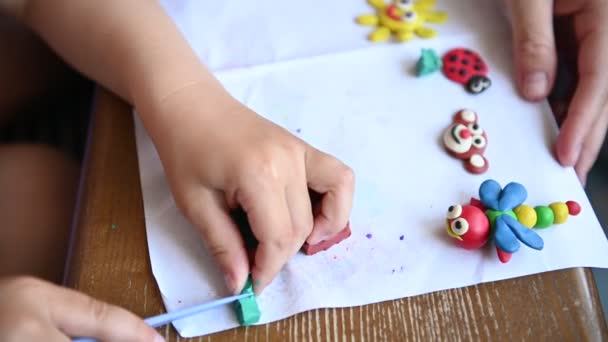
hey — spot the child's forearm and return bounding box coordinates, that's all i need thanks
[1,0,228,126]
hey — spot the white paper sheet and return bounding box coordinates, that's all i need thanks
[158,0,504,71]
[135,0,608,337]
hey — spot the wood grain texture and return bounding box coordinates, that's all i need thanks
[66,88,608,341]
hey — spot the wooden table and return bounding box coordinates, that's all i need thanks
[65,88,608,341]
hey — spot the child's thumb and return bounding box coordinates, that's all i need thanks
[506,0,557,101]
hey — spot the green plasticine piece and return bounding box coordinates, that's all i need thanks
[416,48,442,76]
[233,276,261,326]
[534,205,554,229]
[485,209,516,229]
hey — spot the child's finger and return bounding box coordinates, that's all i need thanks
[242,182,294,294]
[575,106,608,185]
[187,189,250,294]
[506,0,556,100]
[41,279,161,341]
[305,149,355,245]
[556,29,608,166]
[285,176,314,249]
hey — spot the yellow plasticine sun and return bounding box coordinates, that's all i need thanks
[356,0,447,42]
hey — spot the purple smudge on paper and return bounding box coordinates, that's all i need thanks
[399,235,404,241]
[392,269,395,274]
[295,128,301,133]
[366,233,372,239]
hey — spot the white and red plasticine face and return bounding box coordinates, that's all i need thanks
[442,109,488,174]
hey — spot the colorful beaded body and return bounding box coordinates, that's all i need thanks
[445,179,581,263]
[356,0,447,43]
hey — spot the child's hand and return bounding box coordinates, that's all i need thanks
[504,0,608,184]
[0,276,161,341]
[147,84,354,295]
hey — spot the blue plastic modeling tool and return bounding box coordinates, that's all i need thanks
[72,293,252,342]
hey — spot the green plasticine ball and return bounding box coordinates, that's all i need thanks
[534,206,555,229]
[416,48,442,76]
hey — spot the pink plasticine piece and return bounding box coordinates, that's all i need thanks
[302,223,352,255]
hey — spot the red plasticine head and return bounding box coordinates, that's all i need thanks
[445,204,490,250]
[443,109,489,174]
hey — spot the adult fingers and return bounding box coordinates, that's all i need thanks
[305,148,355,245]
[187,189,250,294]
[239,180,294,294]
[44,281,161,341]
[555,25,608,167]
[575,105,608,185]
[506,0,557,100]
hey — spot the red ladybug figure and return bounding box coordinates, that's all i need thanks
[442,48,491,94]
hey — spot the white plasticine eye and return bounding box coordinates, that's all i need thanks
[471,135,486,149]
[402,11,417,22]
[451,218,469,236]
[471,82,484,93]
[468,123,483,135]
[397,0,414,9]
[470,154,485,168]
[447,204,462,219]
[460,109,476,123]
[443,124,473,154]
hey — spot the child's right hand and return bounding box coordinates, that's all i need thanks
[145,83,355,295]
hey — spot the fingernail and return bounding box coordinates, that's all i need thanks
[524,72,548,99]
[306,236,321,245]
[555,137,578,167]
[154,332,167,342]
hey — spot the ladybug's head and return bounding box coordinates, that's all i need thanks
[442,109,488,173]
[466,76,492,94]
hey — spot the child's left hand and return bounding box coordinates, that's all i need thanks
[503,0,608,185]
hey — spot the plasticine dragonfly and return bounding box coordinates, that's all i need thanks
[445,179,581,263]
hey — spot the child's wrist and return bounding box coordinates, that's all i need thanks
[134,76,238,140]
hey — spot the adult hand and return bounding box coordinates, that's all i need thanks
[504,0,608,184]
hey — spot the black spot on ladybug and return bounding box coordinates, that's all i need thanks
[449,55,458,62]
[449,67,456,73]
[464,50,472,55]
[462,59,469,65]
[459,69,467,77]
[474,64,483,71]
